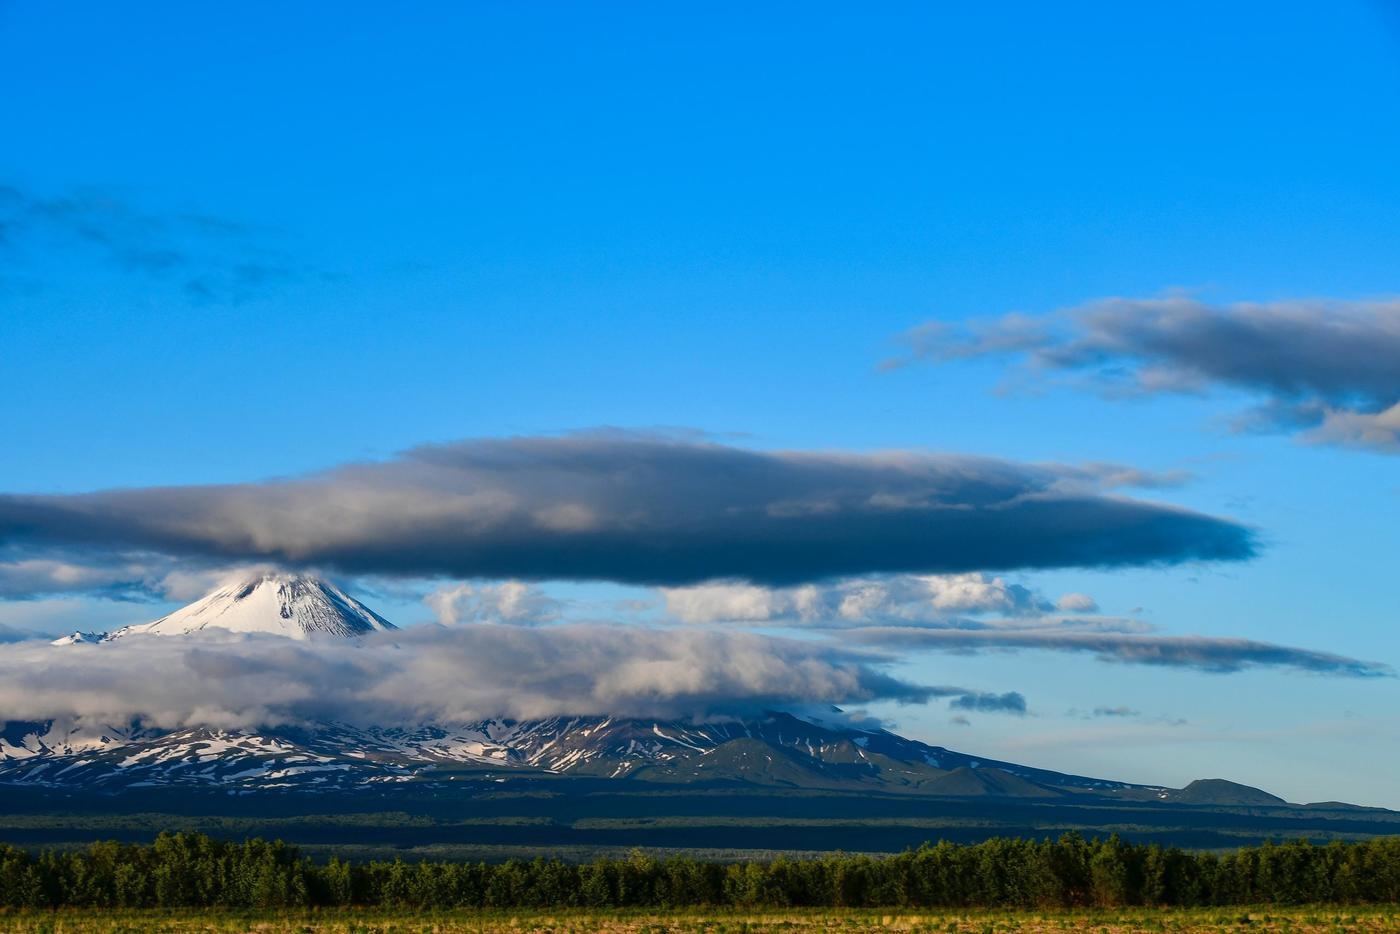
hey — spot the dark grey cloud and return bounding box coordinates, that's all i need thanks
[0,624,938,728]
[0,183,302,303]
[845,628,1392,677]
[886,295,1400,451]
[949,691,1028,715]
[0,435,1254,590]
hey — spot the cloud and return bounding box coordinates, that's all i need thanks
[0,555,157,601]
[1092,706,1141,718]
[845,628,1392,677]
[660,572,1124,630]
[1066,706,1188,726]
[0,183,302,303]
[0,547,190,602]
[1056,592,1099,613]
[424,580,561,626]
[0,624,940,729]
[0,434,1254,591]
[887,295,1400,451]
[949,691,1028,715]
[0,547,259,603]
[0,622,45,644]
[1302,400,1400,453]
[662,581,797,624]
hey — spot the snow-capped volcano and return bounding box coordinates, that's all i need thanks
[109,572,396,641]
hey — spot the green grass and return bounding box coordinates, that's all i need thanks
[0,908,1398,933]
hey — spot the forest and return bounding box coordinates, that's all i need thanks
[1,832,1399,910]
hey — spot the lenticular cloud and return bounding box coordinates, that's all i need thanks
[0,434,1254,589]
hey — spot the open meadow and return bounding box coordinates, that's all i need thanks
[3,907,1400,933]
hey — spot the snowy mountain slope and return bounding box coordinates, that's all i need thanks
[0,711,1142,796]
[108,572,396,640]
[463,712,1131,791]
[0,718,157,761]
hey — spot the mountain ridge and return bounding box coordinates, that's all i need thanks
[0,709,1287,805]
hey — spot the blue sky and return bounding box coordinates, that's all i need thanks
[3,1,1400,805]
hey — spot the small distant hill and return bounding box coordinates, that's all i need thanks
[1171,779,1287,806]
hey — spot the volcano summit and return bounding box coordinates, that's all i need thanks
[111,572,397,641]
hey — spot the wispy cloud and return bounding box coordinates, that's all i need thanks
[0,622,46,644]
[1091,706,1140,718]
[845,628,1392,677]
[0,433,1255,591]
[0,183,307,303]
[1065,706,1188,726]
[0,547,255,604]
[885,294,1400,452]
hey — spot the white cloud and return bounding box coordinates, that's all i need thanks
[1055,592,1099,612]
[661,582,796,624]
[660,572,1102,627]
[424,580,562,626]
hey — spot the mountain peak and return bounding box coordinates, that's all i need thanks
[51,631,109,646]
[110,572,396,641]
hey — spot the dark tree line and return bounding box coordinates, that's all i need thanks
[2,832,1399,909]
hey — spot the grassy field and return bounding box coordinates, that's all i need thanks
[0,908,1398,933]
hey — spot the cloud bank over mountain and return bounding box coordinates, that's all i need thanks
[886,295,1400,452]
[0,624,947,730]
[0,434,1253,591]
